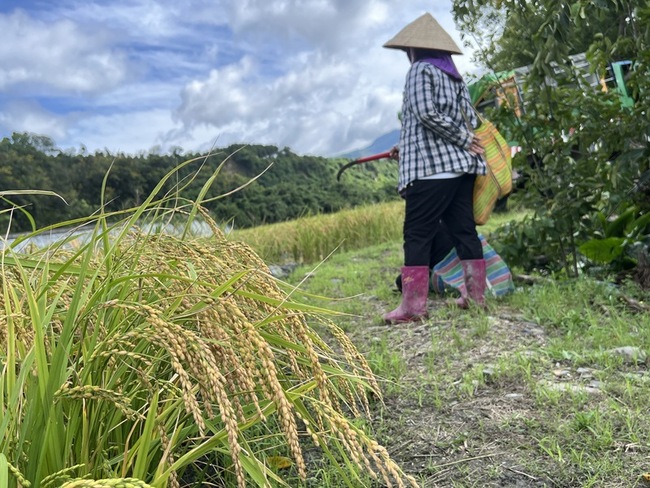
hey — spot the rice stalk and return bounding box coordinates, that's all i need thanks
[60,479,153,488]
[231,200,405,264]
[0,155,418,488]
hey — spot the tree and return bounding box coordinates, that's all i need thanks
[0,132,402,234]
[453,0,649,277]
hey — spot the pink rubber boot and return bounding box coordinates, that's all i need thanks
[456,259,487,309]
[384,266,429,324]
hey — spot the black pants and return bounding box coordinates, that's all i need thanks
[402,174,482,266]
[427,221,455,266]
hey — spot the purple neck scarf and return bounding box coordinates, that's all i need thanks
[421,51,463,81]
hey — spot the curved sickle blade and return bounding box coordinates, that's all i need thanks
[336,151,392,181]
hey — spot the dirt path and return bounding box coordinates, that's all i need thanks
[344,299,649,488]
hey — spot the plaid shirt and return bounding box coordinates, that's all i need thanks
[397,61,486,192]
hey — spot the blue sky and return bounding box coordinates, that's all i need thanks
[0,0,478,157]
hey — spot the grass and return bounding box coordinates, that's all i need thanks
[253,213,650,487]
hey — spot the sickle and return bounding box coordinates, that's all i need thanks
[336,151,393,181]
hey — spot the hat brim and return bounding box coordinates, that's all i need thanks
[383,13,463,55]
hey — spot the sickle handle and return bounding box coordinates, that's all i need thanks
[336,151,393,181]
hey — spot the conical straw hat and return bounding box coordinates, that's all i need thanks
[383,13,462,54]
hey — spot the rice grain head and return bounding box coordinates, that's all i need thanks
[2,217,415,488]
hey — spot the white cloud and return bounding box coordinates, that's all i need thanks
[0,100,68,140]
[64,109,181,154]
[227,0,390,52]
[172,1,477,155]
[173,48,405,154]
[51,0,190,41]
[0,10,131,94]
[0,1,479,156]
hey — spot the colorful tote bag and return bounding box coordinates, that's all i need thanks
[430,234,515,298]
[472,118,513,225]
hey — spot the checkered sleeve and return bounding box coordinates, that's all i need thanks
[405,63,474,150]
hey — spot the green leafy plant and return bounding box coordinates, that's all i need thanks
[453,0,650,280]
[579,203,650,267]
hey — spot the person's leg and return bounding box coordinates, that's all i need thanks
[429,220,455,267]
[396,220,455,293]
[443,174,487,308]
[385,179,453,323]
[403,180,455,265]
[443,174,482,260]
[395,182,455,294]
[424,220,456,294]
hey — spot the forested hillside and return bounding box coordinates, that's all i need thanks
[0,132,400,232]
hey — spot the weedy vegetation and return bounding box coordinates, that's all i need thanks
[0,156,418,488]
[270,211,650,487]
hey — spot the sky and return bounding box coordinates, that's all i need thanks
[0,0,479,158]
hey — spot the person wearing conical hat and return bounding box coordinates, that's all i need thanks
[382,13,488,323]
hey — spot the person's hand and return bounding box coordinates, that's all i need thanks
[389,145,400,161]
[468,135,484,156]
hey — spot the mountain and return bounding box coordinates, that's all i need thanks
[337,129,400,160]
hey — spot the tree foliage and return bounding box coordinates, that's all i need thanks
[0,134,400,233]
[453,0,650,277]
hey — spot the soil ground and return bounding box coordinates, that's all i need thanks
[342,297,650,488]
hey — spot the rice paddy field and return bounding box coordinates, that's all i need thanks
[2,158,648,487]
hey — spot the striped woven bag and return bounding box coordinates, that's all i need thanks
[472,117,513,225]
[430,234,515,298]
